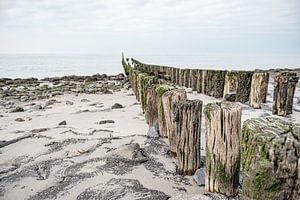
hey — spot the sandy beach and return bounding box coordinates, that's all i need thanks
[0,73,299,200]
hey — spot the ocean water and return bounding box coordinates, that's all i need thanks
[0,54,300,79]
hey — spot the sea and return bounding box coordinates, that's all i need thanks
[0,54,300,79]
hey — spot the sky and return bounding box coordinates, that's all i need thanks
[0,0,299,55]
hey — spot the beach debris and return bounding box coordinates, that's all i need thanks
[58,120,67,126]
[66,100,74,105]
[10,106,24,113]
[0,134,34,148]
[15,118,25,122]
[31,128,49,133]
[97,120,115,125]
[67,148,88,158]
[193,168,205,186]
[111,103,123,109]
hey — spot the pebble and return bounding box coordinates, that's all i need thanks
[66,100,74,105]
[193,168,205,186]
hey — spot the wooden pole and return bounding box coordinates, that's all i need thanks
[162,89,187,154]
[273,71,299,116]
[204,101,241,196]
[242,117,300,200]
[156,84,174,137]
[249,72,269,108]
[235,71,253,103]
[223,71,238,98]
[174,99,202,175]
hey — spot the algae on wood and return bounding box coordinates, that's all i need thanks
[242,117,300,200]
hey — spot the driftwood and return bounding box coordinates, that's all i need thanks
[174,99,202,175]
[273,71,299,116]
[249,72,269,108]
[0,134,34,148]
[235,71,253,103]
[204,102,241,196]
[242,117,300,200]
[161,89,187,154]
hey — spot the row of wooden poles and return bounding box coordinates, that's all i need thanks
[125,57,298,116]
[121,55,299,199]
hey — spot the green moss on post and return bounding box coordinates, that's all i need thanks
[242,117,300,200]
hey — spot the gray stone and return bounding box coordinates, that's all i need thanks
[147,126,159,138]
[66,100,74,105]
[193,168,205,186]
[224,92,236,102]
[111,103,123,109]
[58,120,67,126]
[293,105,300,112]
[80,98,90,102]
[110,143,148,162]
[15,118,25,122]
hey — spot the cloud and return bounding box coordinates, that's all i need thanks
[0,0,299,54]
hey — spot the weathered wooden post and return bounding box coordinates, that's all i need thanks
[204,101,242,196]
[156,84,174,137]
[235,71,253,103]
[162,89,187,154]
[211,70,227,98]
[196,69,203,93]
[223,71,238,97]
[242,117,300,200]
[249,72,269,108]
[273,71,299,116]
[190,69,198,91]
[183,69,191,88]
[175,99,202,175]
[145,84,158,126]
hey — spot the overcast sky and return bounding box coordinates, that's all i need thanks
[0,0,299,55]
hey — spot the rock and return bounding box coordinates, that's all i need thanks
[45,99,57,106]
[15,118,25,122]
[259,112,271,117]
[111,103,123,109]
[108,73,125,80]
[33,105,43,110]
[31,128,49,133]
[293,105,300,112]
[20,96,29,102]
[193,168,205,186]
[80,98,90,102]
[0,115,4,117]
[98,120,115,125]
[224,92,236,102]
[58,120,67,126]
[10,106,24,113]
[66,100,74,105]
[147,126,159,138]
[110,143,148,162]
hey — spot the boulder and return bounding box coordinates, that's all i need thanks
[111,103,123,109]
[193,168,205,186]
